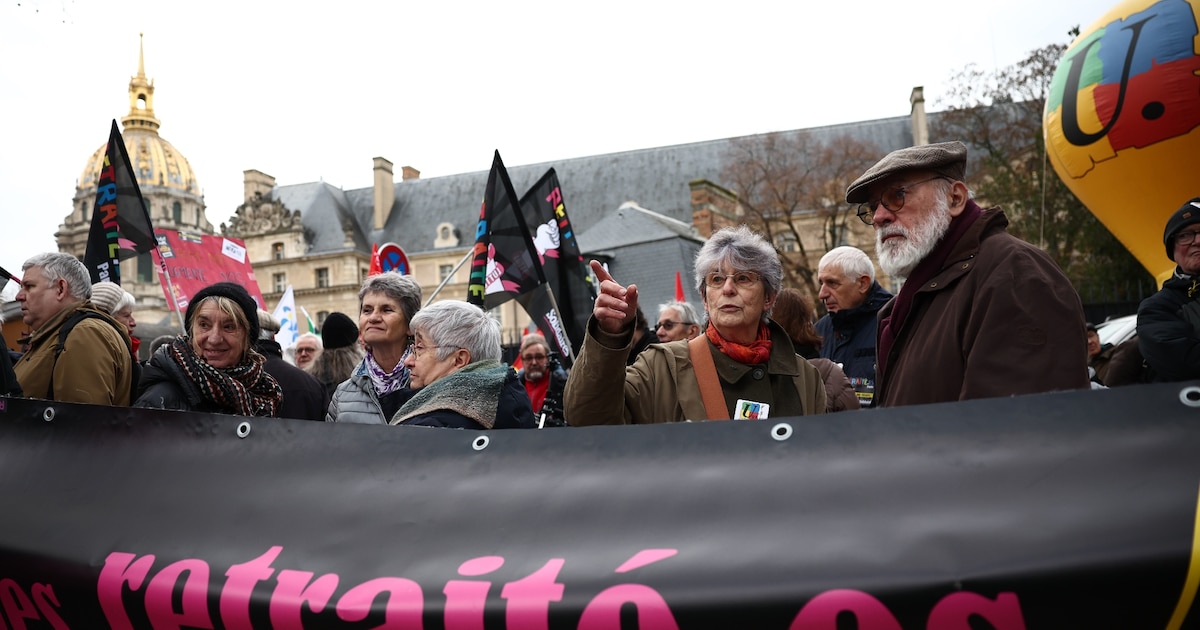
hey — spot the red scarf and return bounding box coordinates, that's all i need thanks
[706,321,772,364]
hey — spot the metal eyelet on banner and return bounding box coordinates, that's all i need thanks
[770,423,792,441]
[472,436,490,451]
[1179,386,1200,408]
[236,421,251,438]
[42,407,55,422]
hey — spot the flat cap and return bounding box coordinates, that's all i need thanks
[846,141,968,204]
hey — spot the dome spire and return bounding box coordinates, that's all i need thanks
[121,33,161,134]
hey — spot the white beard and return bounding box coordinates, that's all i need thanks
[876,194,952,280]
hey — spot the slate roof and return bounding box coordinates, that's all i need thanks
[269,112,926,262]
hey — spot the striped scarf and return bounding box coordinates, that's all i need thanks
[168,336,282,417]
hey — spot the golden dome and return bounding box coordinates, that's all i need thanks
[77,128,201,198]
[76,34,201,199]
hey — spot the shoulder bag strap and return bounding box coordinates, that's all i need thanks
[688,335,729,420]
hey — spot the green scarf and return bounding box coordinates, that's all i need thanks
[388,359,508,428]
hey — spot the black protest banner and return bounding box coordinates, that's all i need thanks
[0,383,1197,628]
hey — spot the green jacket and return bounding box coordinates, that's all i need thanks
[565,317,825,425]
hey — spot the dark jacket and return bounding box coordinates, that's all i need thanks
[390,361,536,429]
[1137,270,1200,382]
[815,281,892,388]
[874,208,1089,406]
[134,344,281,416]
[135,345,230,413]
[2,349,22,397]
[256,339,329,421]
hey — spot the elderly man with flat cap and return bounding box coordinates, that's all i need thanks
[1136,198,1200,383]
[847,141,1089,407]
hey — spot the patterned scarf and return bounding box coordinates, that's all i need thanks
[705,321,772,365]
[167,336,282,416]
[364,349,411,396]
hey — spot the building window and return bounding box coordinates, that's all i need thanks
[273,272,286,293]
[775,233,798,253]
[272,243,284,260]
[315,267,330,289]
[172,202,183,224]
[360,267,368,283]
[438,264,454,282]
[137,252,153,283]
[317,311,329,327]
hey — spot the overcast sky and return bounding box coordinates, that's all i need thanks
[0,0,1119,296]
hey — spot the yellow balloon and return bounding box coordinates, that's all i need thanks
[1045,0,1200,283]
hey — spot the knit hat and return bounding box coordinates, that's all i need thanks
[846,141,968,204]
[321,312,359,349]
[90,281,125,314]
[1163,198,1200,262]
[185,282,261,342]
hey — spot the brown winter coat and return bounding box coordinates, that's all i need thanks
[810,358,861,413]
[14,301,134,406]
[874,208,1089,407]
[565,317,825,425]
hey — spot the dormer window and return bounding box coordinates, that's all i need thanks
[433,222,459,248]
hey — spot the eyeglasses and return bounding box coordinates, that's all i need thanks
[521,353,548,362]
[653,320,694,332]
[295,347,317,355]
[1174,229,1200,246]
[409,343,462,358]
[856,175,948,225]
[705,270,761,289]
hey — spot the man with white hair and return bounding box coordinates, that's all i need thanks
[814,246,892,405]
[654,300,702,342]
[13,252,134,404]
[292,333,322,369]
[847,141,1087,406]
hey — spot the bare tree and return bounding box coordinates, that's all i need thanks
[935,43,1152,303]
[721,131,880,298]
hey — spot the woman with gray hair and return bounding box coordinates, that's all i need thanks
[326,272,422,424]
[390,300,534,429]
[565,225,825,424]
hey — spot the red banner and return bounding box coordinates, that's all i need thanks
[153,229,265,311]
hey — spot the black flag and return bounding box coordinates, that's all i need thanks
[467,152,573,362]
[518,169,594,360]
[83,120,156,285]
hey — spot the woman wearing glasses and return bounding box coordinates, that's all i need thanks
[391,300,534,429]
[326,272,422,424]
[655,300,702,343]
[564,225,825,425]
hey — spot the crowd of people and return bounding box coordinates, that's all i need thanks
[2,142,1196,428]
